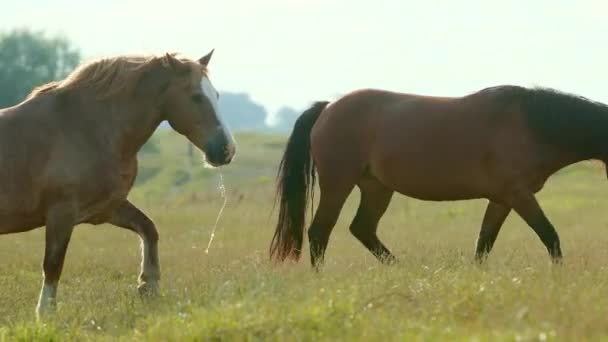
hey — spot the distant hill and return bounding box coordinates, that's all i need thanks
[267,106,300,133]
[219,92,268,132]
[217,93,302,133]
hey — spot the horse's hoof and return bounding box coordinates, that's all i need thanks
[383,255,398,266]
[377,253,398,266]
[474,256,488,265]
[138,282,160,299]
[35,302,56,321]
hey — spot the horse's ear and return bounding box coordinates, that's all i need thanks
[163,53,190,75]
[198,49,214,66]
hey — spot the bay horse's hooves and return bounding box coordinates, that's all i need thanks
[311,264,324,273]
[381,255,398,266]
[35,303,57,321]
[138,282,160,300]
[473,255,488,265]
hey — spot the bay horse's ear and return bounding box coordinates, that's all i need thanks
[162,53,190,75]
[198,49,214,66]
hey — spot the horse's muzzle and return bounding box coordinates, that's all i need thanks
[205,130,235,166]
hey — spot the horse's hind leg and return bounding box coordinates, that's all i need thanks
[349,178,396,264]
[108,200,160,297]
[308,184,354,269]
[37,204,76,319]
[474,201,511,262]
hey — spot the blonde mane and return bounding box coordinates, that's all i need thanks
[28,54,204,100]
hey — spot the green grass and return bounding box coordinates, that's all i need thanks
[1,132,608,341]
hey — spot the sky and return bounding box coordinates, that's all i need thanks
[2,0,607,122]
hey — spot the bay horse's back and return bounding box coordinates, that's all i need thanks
[311,87,537,202]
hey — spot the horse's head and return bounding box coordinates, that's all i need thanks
[159,50,235,167]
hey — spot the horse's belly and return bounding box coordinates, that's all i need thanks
[387,178,486,201]
[0,188,47,233]
[371,151,490,201]
[0,188,42,216]
[0,213,44,234]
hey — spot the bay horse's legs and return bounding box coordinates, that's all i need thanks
[108,200,160,297]
[349,179,396,264]
[474,201,511,262]
[308,186,353,270]
[37,204,76,319]
[507,190,562,263]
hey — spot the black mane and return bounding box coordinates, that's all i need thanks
[496,86,608,160]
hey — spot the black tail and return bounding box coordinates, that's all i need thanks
[270,101,330,262]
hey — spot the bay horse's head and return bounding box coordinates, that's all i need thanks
[160,50,235,166]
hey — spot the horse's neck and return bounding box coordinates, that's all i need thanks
[87,95,163,160]
[117,104,163,160]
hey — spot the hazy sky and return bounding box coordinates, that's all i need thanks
[2,0,607,121]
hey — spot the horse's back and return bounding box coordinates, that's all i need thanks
[311,87,538,201]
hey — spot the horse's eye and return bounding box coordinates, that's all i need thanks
[191,94,203,103]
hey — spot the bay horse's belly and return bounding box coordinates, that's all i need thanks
[372,156,490,201]
[376,172,488,201]
[370,112,496,201]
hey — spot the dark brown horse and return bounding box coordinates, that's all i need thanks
[271,85,608,268]
[0,50,236,318]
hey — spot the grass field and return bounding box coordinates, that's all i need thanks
[1,131,608,341]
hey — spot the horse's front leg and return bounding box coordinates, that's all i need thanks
[37,203,76,319]
[108,200,160,297]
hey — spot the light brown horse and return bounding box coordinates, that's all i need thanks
[0,50,236,317]
[271,85,608,268]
